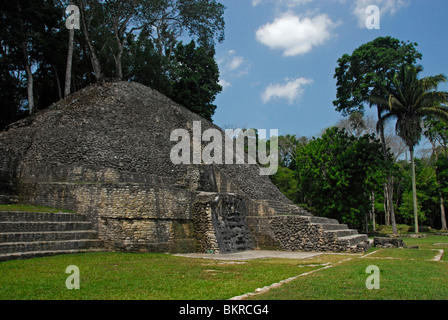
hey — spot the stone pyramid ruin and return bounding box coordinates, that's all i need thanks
[0,81,369,260]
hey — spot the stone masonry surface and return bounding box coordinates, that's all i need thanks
[0,81,370,257]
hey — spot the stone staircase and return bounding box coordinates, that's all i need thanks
[307,215,369,249]
[267,200,311,216]
[266,200,369,252]
[0,211,104,262]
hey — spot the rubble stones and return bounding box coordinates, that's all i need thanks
[373,237,405,248]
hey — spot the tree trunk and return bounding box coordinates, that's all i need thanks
[64,27,74,97]
[410,147,419,234]
[383,183,390,225]
[86,37,102,82]
[54,66,62,100]
[116,46,123,80]
[377,107,397,233]
[371,191,376,232]
[17,2,34,115]
[24,56,34,115]
[441,196,447,231]
[388,177,398,234]
[79,3,103,82]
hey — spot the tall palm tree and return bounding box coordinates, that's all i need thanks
[369,64,448,233]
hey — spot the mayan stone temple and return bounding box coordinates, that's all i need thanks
[0,81,370,261]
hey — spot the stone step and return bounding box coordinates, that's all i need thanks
[312,223,349,231]
[0,248,105,262]
[0,211,88,222]
[0,221,93,232]
[337,234,369,247]
[0,239,103,254]
[267,201,311,216]
[0,211,103,261]
[308,216,339,225]
[324,229,358,238]
[0,230,98,243]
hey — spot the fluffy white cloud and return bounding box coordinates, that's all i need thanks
[262,77,313,105]
[255,12,336,56]
[351,0,409,28]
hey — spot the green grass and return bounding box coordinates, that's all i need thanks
[0,204,75,213]
[0,252,331,300]
[1,234,448,300]
[249,258,448,300]
[248,234,448,300]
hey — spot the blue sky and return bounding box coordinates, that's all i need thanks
[212,0,448,142]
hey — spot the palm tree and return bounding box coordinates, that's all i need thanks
[369,64,448,233]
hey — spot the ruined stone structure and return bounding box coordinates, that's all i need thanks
[0,81,369,260]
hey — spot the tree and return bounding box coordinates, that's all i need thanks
[124,36,222,120]
[76,0,107,81]
[1,0,61,117]
[295,128,389,229]
[0,0,226,131]
[424,117,448,230]
[169,41,222,121]
[436,156,448,230]
[75,0,225,81]
[63,3,79,97]
[124,27,172,91]
[370,64,448,233]
[334,36,422,234]
[269,134,308,204]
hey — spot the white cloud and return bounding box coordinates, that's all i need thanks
[255,12,336,56]
[217,50,250,90]
[351,0,410,28]
[218,50,250,76]
[252,0,314,7]
[219,79,231,90]
[228,56,244,72]
[262,77,313,105]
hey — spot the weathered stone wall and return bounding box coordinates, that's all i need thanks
[17,177,197,252]
[193,192,254,254]
[248,216,360,253]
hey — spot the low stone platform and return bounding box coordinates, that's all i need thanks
[173,250,360,261]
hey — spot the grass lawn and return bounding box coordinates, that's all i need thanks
[0,234,447,300]
[248,234,448,300]
[0,252,332,300]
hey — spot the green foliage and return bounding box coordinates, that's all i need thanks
[374,65,448,151]
[169,41,222,121]
[436,156,448,196]
[0,204,75,213]
[425,117,448,157]
[124,37,222,121]
[294,128,389,228]
[398,190,427,224]
[0,0,226,130]
[0,0,62,125]
[334,36,422,116]
[270,166,299,204]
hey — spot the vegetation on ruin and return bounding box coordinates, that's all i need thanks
[0,204,75,213]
